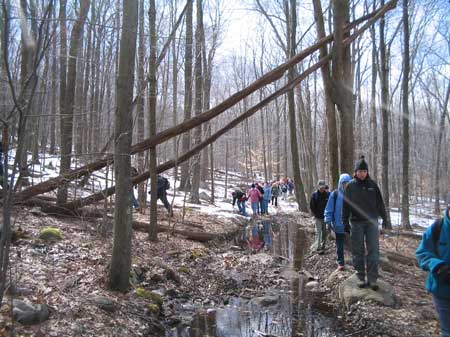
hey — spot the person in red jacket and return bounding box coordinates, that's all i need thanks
[247,184,262,217]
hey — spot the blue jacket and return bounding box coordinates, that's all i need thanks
[416,207,450,299]
[263,185,272,201]
[324,173,352,234]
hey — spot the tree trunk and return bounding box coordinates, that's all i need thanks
[287,0,308,211]
[179,0,193,191]
[137,0,146,209]
[331,0,355,174]
[400,0,411,229]
[312,0,339,188]
[148,0,158,241]
[369,0,378,181]
[190,0,204,204]
[379,0,392,228]
[108,0,138,291]
[58,0,90,204]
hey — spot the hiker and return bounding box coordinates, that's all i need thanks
[232,188,247,216]
[256,183,264,214]
[310,180,330,254]
[342,155,388,290]
[131,166,139,210]
[288,178,294,195]
[149,175,173,216]
[281,183,288,200]
[247,184,262,216]
[262,182,272,215]
[324,173,352,270]
[416,193,450,337]
[271,182,280,207]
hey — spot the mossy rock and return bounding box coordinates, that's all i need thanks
[147,303,160,315]
[135,288,163,305]
[39,227,63,241]
[190,248,204,260]
[179,266,190,274]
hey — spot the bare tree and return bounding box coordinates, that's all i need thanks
[108,0,138,291]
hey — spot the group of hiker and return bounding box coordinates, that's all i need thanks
[310,155,450,336]
[310,156,387,291]
[231,178,295,216]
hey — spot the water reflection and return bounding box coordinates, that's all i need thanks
[171,219,343,337]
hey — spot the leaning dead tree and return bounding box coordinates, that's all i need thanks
[12,0,397,207]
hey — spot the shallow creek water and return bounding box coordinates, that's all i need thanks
[169,218,344,337]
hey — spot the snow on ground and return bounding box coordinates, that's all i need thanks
[4,150,446,232]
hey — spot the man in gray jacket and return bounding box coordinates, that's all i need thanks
[342,156,389,290]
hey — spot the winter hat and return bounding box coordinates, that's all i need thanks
[354,155,369,171]
[318,180,326,188]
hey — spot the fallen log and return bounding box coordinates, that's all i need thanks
[12,1,398,204]
[132,221,219,242]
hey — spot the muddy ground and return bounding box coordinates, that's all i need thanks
[0,204,441,337]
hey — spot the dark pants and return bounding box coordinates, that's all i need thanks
[259,199,264,214]
[271,196,278,207]
[131,192,139,209]
[433,295,450,337]
[335,233,345,266]
[158,192,172,215]
[351,220,379,282]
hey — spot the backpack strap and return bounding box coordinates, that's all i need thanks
[432,218,443,257]
[333,190,338,211]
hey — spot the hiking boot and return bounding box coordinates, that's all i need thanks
[338,264,345,271]
[369,281,379,291]
[357,279,366,288]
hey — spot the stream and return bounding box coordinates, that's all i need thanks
[167,217,345,337]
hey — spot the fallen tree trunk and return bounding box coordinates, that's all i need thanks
[132,221,218,242]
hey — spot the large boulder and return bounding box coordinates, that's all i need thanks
[199,191,210,202]
[12,299,50,325]
[338,274,395,309]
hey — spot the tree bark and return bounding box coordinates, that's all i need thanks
[179,0,193,191]
[331,0,355,174]
[400,0,411,229]
[287,0,308,212]
[148,0,158,241]
[57,0,90,205]
[190,0,204,204]
[312,0,339,188]
[108,0,138,292]
[379,0,392,228]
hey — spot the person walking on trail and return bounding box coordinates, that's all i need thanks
[247,184,262,216]
[310,180,330,254]
[262,182,272,215]
[325,173,352,270]
[271,182,280,207]
[342,155,389,290]
[288,178,294,195]
[281,183,288,200]
[416,193,450,337]
[149,175,173,216]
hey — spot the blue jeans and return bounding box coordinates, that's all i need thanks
[335,233,345,266]
[351,220,379,282]
[237,200,247,216]
[251,202,258,215]
[433,295,450,337]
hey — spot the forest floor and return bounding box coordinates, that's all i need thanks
[0,199,441,337]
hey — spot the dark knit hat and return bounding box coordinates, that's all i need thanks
[354,155,368,171]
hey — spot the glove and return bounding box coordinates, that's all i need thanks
[344,222,351,234]
[435,265,450,284]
